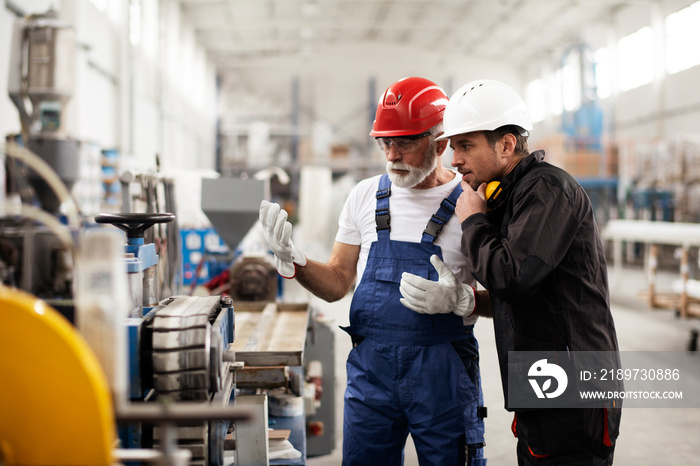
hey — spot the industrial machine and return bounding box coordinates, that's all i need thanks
[8,8,81,212]
[0,207,253,465]
[0,162,331,465]
[199,177,336,463]
[2,8,80,301]
[1,9,333,465]
[199,178,280,302]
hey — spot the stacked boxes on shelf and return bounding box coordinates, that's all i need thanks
[535,134,619,179]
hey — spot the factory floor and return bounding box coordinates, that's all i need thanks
[287,265,700,466]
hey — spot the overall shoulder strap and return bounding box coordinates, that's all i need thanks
[421,181,463,244]
[375,174,391,240]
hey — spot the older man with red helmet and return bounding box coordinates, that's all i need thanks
[260,77,487,465]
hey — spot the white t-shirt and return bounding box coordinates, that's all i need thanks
[335,171,474,286]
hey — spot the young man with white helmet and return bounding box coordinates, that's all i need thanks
[259,77,487,465]
[403,79,621,465]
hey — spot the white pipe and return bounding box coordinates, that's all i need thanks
[602,220,700,247]
[2,142,81,230]
[3,201,74,252]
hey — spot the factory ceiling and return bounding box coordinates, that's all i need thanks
[180,0,653,70]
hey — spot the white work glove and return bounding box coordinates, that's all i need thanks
[400,254,478,325]
[259,200,307,279]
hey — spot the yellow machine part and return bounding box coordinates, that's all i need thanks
[0,286,116,466]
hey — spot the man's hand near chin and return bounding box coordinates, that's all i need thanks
[456,181,487,223]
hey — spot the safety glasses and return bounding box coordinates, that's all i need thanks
[376,131,431,154]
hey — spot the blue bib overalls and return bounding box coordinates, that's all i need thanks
[341,175,486,466]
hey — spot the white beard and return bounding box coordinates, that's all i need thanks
[386,154,437,188]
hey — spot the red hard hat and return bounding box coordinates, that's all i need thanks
[369,77,448,137]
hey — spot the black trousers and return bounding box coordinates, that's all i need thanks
[513,407,620,466]
[517,438,615,466]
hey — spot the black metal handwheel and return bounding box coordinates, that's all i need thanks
[94,213,175,239]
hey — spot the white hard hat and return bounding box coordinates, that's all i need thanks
[436,79,533,141]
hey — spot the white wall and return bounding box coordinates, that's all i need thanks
[71,0,119,147]
[0,0,218,176]
[0,5,20,139]
[216,0,700,171]
[154,0,218,173]
[523,0,700,147]
[4,0,700,179]
[610,0,699,142]
[218,43,521,174]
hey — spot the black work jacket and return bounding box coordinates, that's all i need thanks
[461,151,619,405]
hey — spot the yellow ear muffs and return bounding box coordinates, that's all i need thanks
[486,181,502,200]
